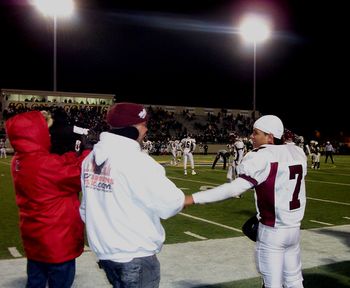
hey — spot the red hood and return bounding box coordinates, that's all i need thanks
[6,111,51,154]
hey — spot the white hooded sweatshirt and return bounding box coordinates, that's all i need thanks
[80,132,185,262]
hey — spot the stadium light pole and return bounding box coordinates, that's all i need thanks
[239,14,271,120]
[32,0,74,92]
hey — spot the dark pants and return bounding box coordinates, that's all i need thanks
[325,151,334,163]
[212,152,228,169]
[99,255,160,288]
[26,259,75,288]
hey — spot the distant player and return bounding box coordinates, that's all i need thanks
[176,139,182,160]
[324,141,335,164]
[212,149,231,170]
[142,137,153,154]
[311,142,321,169]
[309,140,318,168]
[168,138,179,165]
[181,134,196,175]
[0,138,7,158]
[295,136,310,156]
[227,133,245,182]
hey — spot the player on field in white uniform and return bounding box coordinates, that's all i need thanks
[0,138,7,158]
[181,134,196,175]
[295,135,310,157]
[227,133,245,182]
[185,115,307,288]
[311,142,321,169]
[168,138,179,166]
[141,137,153,155]
[175,139,182,160]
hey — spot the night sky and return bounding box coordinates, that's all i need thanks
[0,0,349,139]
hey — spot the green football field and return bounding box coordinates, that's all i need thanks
[1,154,350,287]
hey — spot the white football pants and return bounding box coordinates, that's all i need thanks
[183,151,194,170]
[256,223,303,288]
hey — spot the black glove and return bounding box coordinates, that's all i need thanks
[242,214,259,242]
[79,130,99,151]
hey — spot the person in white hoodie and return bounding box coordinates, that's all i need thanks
[80,102,185,288]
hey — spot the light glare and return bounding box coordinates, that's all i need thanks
[32,0,74,17]
[239,15,271,43]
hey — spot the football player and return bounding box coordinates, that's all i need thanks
[185,115,307,288]
[227,133,245,182]
[180,134,197,175]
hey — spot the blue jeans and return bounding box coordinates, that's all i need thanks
[99,255,160,288]
[26,259,75,288]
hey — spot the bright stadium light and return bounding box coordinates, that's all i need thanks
[32,0,74,17]
[32,0,75,91]
[239,14,271,119]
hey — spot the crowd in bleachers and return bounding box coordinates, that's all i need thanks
[2,102,350,155]
[1,102,254,149]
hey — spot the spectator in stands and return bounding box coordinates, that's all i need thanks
[80,103,185,288]
[5,111,90,288]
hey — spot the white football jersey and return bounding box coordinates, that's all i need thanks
[181,137,196,153]
[234,139,245,164]
[168,140,177,151]
[237,143,307,228]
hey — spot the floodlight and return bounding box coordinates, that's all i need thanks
[32,0,74,17]
[239,14,271,43]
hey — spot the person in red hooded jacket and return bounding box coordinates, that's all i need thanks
[5,111,90,288]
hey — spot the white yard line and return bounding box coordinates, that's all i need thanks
[169,176,219,186]
[180,212,242,233]
[184,231,207,240]
[8,247,22,258]
[307,197,350,206]
[343,216,350,220]
[309,220,333,226]
[306,179,350,186]
[308,170,350,177]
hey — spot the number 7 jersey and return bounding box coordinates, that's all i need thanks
[237,143,307,228]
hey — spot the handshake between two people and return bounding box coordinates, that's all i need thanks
[184,195,195,208]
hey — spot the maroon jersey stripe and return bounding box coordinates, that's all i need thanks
[255,162,278,227]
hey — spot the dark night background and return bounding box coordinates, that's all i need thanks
[0,0,349,140]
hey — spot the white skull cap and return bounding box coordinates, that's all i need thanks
[253,115,284,139]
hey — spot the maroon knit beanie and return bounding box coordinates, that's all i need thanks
[106,103,148,128]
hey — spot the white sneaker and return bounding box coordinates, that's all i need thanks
[184,171,187,175]
[192,171,197,175]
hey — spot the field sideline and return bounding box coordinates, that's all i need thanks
[1,154,350,287]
